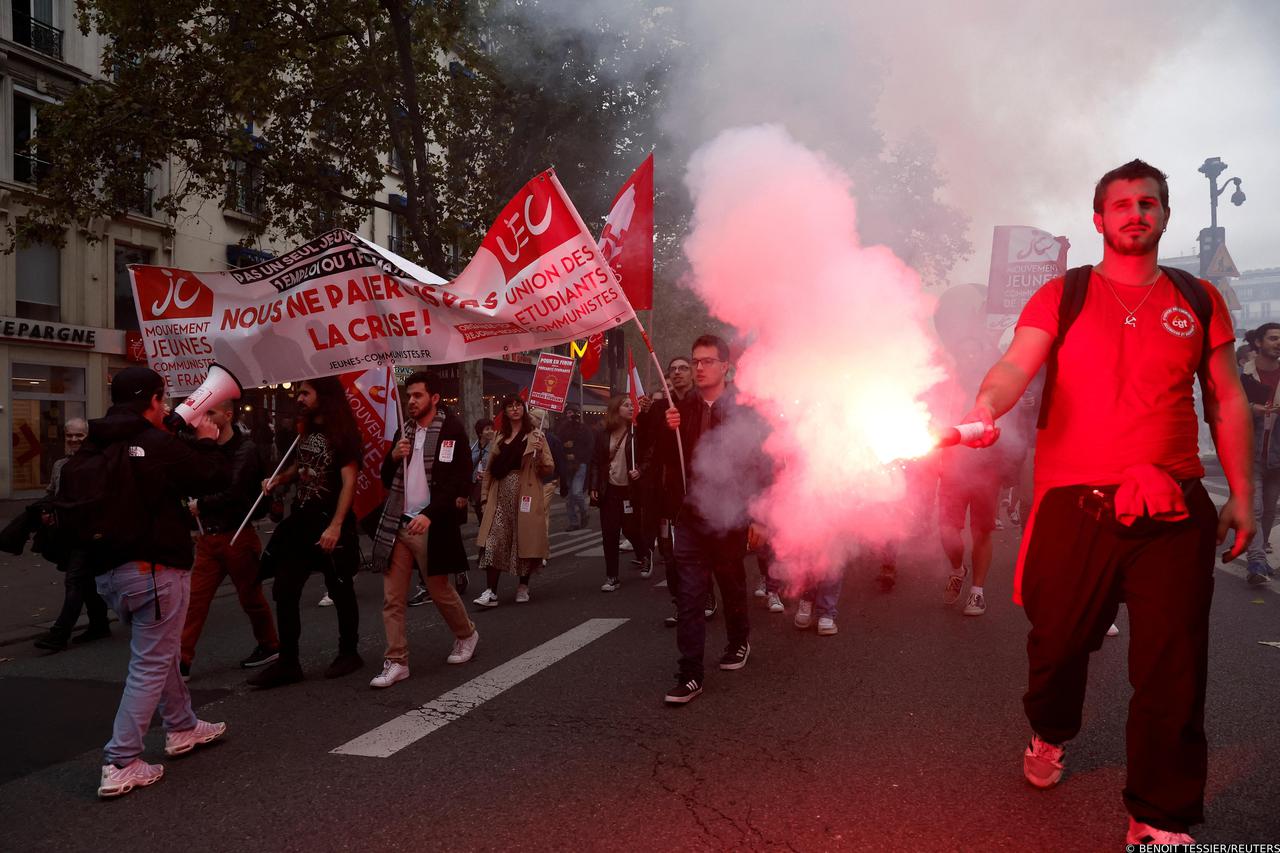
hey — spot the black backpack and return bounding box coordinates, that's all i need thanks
[1037,265,1214,430]
[50,440,151,572]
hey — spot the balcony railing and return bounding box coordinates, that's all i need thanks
[388,235,410,256]
[12,9,64,60]
[14,151,51,185]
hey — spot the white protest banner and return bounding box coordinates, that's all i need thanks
[130,170,636,394]
[527,352,576,413]
[985,225,1068,344]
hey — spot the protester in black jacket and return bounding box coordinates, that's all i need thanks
[659,335,772,706]
[181,399,279,678]
[590,395,653,590]
[90,366,231,799]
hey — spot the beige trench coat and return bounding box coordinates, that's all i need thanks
[476,431,555,560]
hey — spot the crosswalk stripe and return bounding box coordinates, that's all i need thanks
[331,618,629,758]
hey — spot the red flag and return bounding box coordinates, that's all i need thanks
[580,332,605,381]
[627,348,644,423]
[339,367,394,521]
[598,154,654,311]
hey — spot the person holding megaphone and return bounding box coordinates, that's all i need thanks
[81,366,233,798]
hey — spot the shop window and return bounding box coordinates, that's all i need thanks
[114,244,151,331]
[16,240,61,321]
[11,363,86,492]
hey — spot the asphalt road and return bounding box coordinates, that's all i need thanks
[1,490,1277,851]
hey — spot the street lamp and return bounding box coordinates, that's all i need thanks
[1196,157,1246,281]
[1197,157,1245,230]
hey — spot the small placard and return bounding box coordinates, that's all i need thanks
[520,495,533,513]
[622,499,633,515]
[439,439,455,462]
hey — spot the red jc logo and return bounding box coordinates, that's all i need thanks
[135,268,215,321]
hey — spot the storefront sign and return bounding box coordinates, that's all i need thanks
[0,317,127,354]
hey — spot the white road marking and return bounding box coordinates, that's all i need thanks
[654,580,668,588]
[331,618,629,758]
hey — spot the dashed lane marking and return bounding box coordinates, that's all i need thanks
[331,618,629,758]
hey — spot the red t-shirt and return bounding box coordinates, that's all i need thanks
[1016,272,1234,490]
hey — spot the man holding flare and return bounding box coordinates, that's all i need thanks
[958,159,1252,846]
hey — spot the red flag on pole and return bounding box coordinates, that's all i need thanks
[598,154,654,311]
[579,332,605,381]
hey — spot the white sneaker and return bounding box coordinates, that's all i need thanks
[1106,623,1120,637]
[753,579,767,598]
[794,600,813,629]
[98,758,164,798]
[963,591,986,616]
[817,616,838,636]
[515,584,531,603]
[620,540,633,552]
[473,589,499,608]
[447,630,480,664]
[369,660,409,688]
[601,578,621,592]
[766,592,784,613]
[1125,817,1194,845]
[318,594,334,607]
[164,719,227,757]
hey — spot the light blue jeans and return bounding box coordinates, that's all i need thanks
[801,570,845,620]
[566,463,589,527]
[95,563,198,765]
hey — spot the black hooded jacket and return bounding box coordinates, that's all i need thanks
[195,429,264,533]
[85,406,230,569]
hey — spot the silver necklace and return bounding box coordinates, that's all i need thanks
[1096,270,1161,328]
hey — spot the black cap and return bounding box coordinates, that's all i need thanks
[111,367,165,404]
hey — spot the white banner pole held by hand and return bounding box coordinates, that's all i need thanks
[232,433,301,546]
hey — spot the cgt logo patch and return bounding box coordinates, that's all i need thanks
[1161,307,1197,339]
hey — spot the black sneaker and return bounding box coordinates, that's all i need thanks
[72,625,112,645]
[239,645,280,668]
[663,609,678,628]
[179,661,191,682]
[719,642,750,671]
[247,659,304,688]
[454,572,469,594]
[664,676,703,705]
[324,652,364,679]
[704,593,717,621]
[33,631,69,651]
[408,585,432,606]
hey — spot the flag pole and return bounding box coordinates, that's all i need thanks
[629,315,686,491]
[232,433,300,546]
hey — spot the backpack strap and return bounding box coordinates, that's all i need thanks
[1036,265,1093,430]
[1160,266,1216,424]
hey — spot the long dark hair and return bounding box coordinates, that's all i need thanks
[300,377,361,461]
[498,394,535,440]
[603,394,632,433]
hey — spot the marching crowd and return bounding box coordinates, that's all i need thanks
[2,158,1265,846]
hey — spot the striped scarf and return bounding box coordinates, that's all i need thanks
[370,410,444,574]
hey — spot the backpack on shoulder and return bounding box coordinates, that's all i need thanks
[1037,265,1214,430]
[49,440,150,573]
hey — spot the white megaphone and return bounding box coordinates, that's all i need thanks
[165,362,244,433]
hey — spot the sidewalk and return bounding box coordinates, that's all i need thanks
[0,504,284,647]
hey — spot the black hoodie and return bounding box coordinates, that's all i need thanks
[86,406,230,569]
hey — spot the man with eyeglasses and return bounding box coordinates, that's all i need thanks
[645,356,714,627]
[660,336,769,705]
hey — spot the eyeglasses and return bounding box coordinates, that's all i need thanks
[669,365,691,372]
[690,358,723,368]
